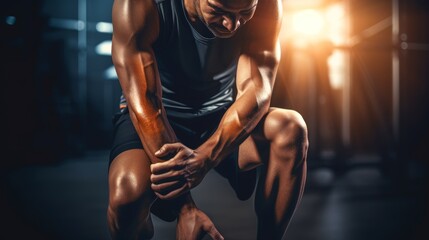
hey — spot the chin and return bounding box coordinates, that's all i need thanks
[213,32,235,38]
[209,27,236,38]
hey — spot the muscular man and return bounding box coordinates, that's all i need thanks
[107,0,309,239]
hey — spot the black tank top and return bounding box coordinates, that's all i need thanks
[119,0,243,118]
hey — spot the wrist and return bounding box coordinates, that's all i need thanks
[195,144,219,169]
[179,201,197,215]
[177,193,197,215]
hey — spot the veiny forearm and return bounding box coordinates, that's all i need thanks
[112,0,193,211]
[111,0,176,164]
[128,103,177,163]
[200,88,268,164]
[116,53,198,209]
[199,0,283,167]
[197,52,279,166]
[113,46,177,163]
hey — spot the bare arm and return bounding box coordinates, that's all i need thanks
[112,0,177,163]
[197,0,283,166]
[112,2,225,238]
[150,0,282,200]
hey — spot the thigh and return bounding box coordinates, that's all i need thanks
[108,107,154,203]
[109,108,143,165]
[237,114,271,171]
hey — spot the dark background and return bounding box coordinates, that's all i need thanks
[0,0,428,239]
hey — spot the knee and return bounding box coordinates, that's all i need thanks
[109,171,151,213]
[267,109,309,157]
[107,171,154,239]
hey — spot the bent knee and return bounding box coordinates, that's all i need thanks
[266,109,308,143]
[109,171,153,211]
[265,109,309,158]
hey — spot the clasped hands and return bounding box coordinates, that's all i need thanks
[150,143,224,240]
[150,142,213,200]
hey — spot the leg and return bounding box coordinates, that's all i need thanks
[238,108,308,240]
[107,149,156,240]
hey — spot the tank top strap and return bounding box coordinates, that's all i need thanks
[153,0,175,48]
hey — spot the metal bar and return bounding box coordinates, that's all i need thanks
[353,52,395,153]
[49,18,85,31]
[78,0,87,145]
[349,17,393,46]
[343,0,351,147]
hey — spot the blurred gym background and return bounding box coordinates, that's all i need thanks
[1,0,428,239]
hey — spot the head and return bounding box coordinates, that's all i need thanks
[194,0,258,38]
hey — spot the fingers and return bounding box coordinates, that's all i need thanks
[151,179,185,194]
[150,161,172,175]
[154,142,182,157]
[151,157,184,174]
[151,144,193,174]
[150,155,186,175]
[155,183,189,200]
[150,143,197,200]
[207,226,224,240]
[151,169,184,184]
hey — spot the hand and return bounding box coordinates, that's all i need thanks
[150,143,212,200]
[176,207,224,240]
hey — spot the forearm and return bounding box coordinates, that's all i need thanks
[197,52,279,166]
[127,101,177,163]
[114,48,177,163]
[198,86,269,166]
[112,0,194,212]
[197,0,282,164]
[119,61,196,207]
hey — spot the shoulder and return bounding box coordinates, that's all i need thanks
[254,0,282,19]
[112,0,160,46]
[242,0,282,50]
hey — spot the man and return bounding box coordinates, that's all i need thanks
[107,0,308,239]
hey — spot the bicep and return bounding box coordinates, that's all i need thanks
[111,0,159,61]
[242,0,282,53]
[111,0,161,113]
[236,0,282,96]
[112,0,158,46]
[111,0,159,78]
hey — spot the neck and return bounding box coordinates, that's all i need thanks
[183,0,214,37]
[183,0,198,22]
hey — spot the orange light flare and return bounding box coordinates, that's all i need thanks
[280,3,348,49]
[279,2,350,90]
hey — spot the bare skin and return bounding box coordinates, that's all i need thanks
[107,0,309,239]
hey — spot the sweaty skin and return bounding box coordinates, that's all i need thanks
[110,0,224,239]
[108,0,308,239]
[150,0,282,199]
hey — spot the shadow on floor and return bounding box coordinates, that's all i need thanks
[1,150,428,240]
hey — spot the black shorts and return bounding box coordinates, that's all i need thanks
[109,107,257,201]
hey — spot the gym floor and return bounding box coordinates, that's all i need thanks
[1,150,428,240]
